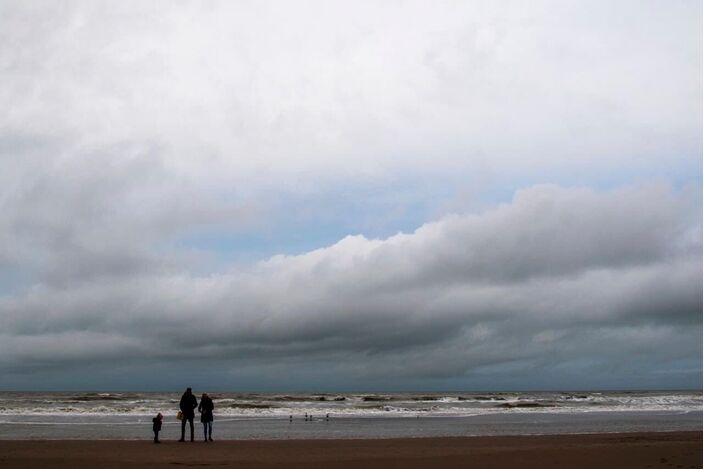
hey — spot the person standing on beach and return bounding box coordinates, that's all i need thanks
[179,387,198,442]
[152,412,163,443]
[198,393,215,442]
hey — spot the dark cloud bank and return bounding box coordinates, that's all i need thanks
[0,184,700,390]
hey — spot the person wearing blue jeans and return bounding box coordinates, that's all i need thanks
[198,393,214,442]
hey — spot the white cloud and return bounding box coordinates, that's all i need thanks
[1,1,699,182]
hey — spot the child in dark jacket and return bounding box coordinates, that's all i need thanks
[152,413,163,443]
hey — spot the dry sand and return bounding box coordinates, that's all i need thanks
[0,431,700,469]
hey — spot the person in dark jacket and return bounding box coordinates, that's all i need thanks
[179,387,198,442]
[198,393,214,442]
[152,412,163,443]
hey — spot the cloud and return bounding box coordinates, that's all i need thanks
[0,1,700,181]
[0,140,260,288]
[1,184,700,388]
[0,1,700,389]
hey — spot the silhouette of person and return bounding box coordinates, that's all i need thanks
[152,412,163,443]
[198,393,214,442]
[178,387,198,442]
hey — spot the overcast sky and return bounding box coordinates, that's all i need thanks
[0,0,701,391]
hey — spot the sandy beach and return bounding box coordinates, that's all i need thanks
[0,431,700,469]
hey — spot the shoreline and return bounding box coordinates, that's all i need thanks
[1,431,700,468]
[3,409,700,440]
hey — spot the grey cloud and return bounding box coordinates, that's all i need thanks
[316,184,697,288]
[0,137,257,286]
[0,185,700,387]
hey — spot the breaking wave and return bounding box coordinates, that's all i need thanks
[0,391,700,418]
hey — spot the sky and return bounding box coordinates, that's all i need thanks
[0,0,701,391]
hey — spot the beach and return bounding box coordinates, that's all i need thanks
[1,391,700,468]
[1,432,700,468]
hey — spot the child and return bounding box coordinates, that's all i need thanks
[152,412,163,443]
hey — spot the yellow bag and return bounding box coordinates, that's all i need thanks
[176,411,183,420]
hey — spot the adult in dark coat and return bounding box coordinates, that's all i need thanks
[198,393,215,442]
[179,387,198,442]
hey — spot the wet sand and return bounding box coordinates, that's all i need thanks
[0,431,700,468]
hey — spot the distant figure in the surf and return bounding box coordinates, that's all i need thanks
[152,412,163,443]
[179,387,198,442]
[198,393,215,442]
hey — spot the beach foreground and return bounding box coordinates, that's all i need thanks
[1,432,700,469]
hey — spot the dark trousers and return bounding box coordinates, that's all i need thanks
[153,430,159,442]
[203,421,212,440]
[181,417,194,440]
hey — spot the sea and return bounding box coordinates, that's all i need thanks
[0,390,700,440]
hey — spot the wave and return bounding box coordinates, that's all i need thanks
[0,391,699,417]
[496,402,555,409]
[70,393,133,402]
[227,403,275,409]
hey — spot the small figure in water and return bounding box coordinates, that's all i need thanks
[152,412,163,443]
[198,393,214,442]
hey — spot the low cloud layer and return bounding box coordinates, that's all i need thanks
[1,184,700,389]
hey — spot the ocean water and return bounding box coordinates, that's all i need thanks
[0,390,700,440]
